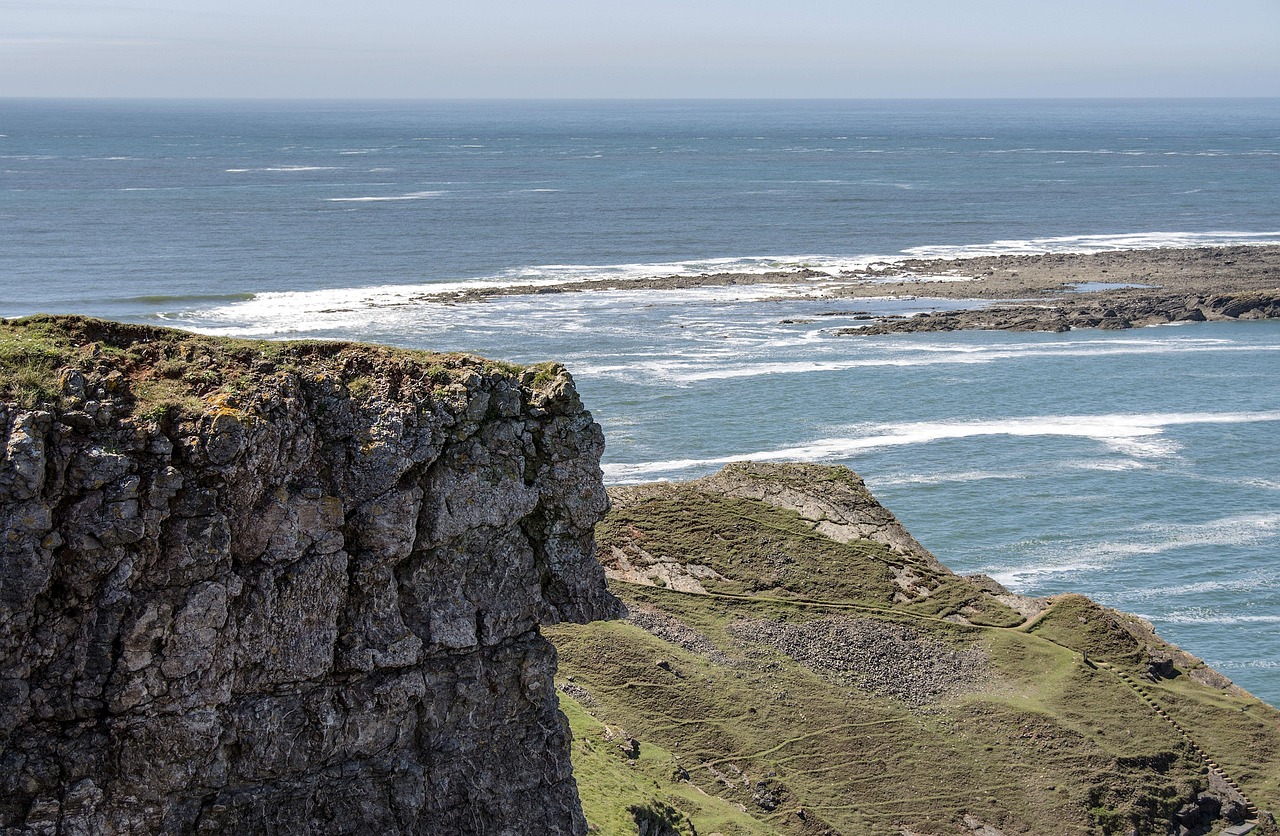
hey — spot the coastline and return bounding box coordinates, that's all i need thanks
[408,244,1280,334]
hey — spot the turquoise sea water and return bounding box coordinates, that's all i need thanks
[2,99,1279,703]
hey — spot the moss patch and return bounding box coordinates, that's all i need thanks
[0,314,538,419]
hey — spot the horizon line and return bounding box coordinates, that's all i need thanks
[3,95,1279,103]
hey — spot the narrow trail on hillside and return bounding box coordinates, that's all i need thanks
[624,583,1265,824]
[1096,661,1259,820]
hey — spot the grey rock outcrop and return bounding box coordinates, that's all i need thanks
[692,461,943,565]
[0,317,620,834]
[837,289,1280,336]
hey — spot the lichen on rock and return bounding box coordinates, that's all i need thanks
[0,316,620,835]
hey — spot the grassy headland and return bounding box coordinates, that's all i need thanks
[550,463,1280,835]
[0,314,561,418]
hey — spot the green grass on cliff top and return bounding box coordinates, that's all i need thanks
[0,315,558,416]
[596,485,1024,628]
[550,482,1280,836]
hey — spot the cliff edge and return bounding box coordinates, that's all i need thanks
[0,316,620,834]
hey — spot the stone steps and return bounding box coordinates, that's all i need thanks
[1101,663,1260,819]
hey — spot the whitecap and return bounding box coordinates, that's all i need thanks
[1065,459,1152,472]
[1130,569,1277,599]
[663,341,1280,383]
[1204,659,1280,669]
[1157,609,1280,626]
[1082,512,1280,560]
[325,190,448,202]
[986,512,1280,589]
[867,470,1028,487]
[600,412,1280,483]
[124,233,1280,310]
[225,165,339,173]
[168,275,809,339]
[899,230,1280,260]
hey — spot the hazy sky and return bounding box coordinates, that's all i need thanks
[2,0,1278,98]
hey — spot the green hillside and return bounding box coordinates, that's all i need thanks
[547,463,1280,836]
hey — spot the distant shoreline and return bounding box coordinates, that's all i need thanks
[405,244,1280,334]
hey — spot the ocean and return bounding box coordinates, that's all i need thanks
[3,98,1279,703]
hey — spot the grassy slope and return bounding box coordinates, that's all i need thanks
[0,314,556,416]
[549,475,1280,836]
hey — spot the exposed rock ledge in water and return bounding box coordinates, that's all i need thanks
[0,316,620,834]
[835,289,1280,336]
[375,246,1280,340]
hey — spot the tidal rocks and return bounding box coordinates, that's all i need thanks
[0,317,619,834]
[837,290,1280,336]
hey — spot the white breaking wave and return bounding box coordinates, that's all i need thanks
[326,190,448,202]
[1079,512,1280,561]
[160,229,1280,328]
[590,336,1280,385]
[1066,459,1152,472]
[467,229,1280,282]
[867,470,1028,487]
[985,511,1280,589]
[900,230,1280,260]
[600,411,1280,482]
[170,277,813,338]
[1129,566,1279,600]
[1158,609,1280,626]
[1204,659,1280,670]
[1185,473,1280,492]
[225,165,339,172]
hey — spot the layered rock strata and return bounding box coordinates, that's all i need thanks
[0,317,619,834]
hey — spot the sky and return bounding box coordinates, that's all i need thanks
[1,0,1278,98]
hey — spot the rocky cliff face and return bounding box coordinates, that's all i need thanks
[0,317,620,834]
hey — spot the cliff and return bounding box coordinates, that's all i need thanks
[549,463,1280,836]
[0,316,620,834]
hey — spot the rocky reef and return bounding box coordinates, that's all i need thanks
[836,288,1280,336]
[0,316,620,834]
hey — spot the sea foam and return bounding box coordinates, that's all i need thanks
[325,190,448,202]
[153,229,1280,331]
[985,511,1280,589]
[600,411,1280,483]
[900,230,1280,260]
[225,165,339,172]
[618,339,1280,385]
